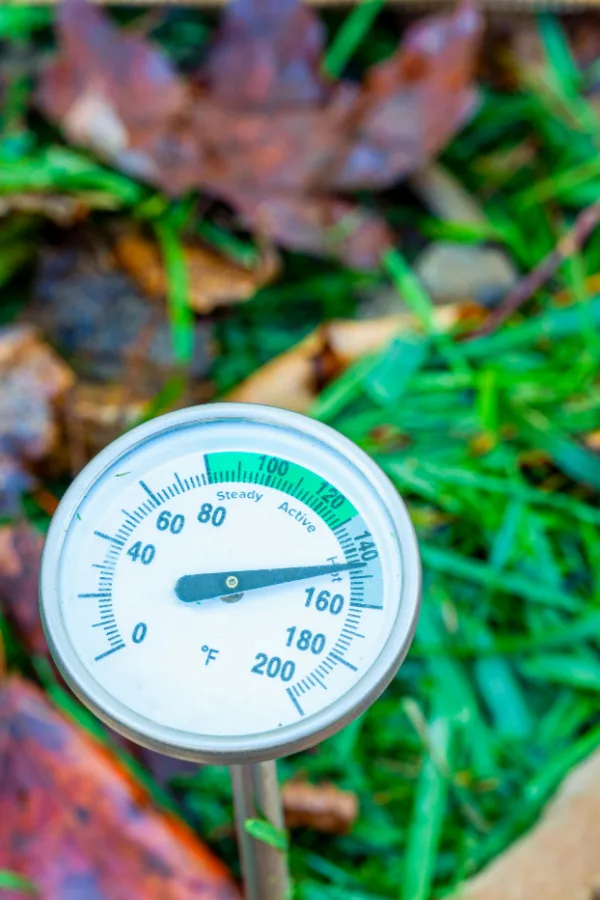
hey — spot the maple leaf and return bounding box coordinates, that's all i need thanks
[39,0,482,268]
[0,675,240,900]
[37,0,199,194]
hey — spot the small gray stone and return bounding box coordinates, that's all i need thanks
[415,242,518,307]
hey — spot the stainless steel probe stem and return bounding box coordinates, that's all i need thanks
[230,761,289,900]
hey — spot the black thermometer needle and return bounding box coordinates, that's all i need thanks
[175,562,366,604]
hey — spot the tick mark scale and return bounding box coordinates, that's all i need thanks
[40,403,420,764]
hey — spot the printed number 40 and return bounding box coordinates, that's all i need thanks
[127,542,155,565]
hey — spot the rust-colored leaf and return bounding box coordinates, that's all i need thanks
[39,0,482,267]
[0,675,240,900]
[0,326,74,514]
[202,0,329,107]
[114,228,279,314]
[330,4,482,190]
[228,192,393,271]
[38,0,200,194]
[0,524,46,658]
[282,780,358,834]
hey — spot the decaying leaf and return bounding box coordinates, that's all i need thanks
[19,236,213,467]
[37,0,199,195]
[66,380,211,463]
[0,675,241,900]
[227,306,461,411]
[38,0,482,267]
[282,780,358,834]
[459,745,600,900]
[114,228,279,315]
[0,326,74,513]
[0,193,88,226]
[0,525,46,658]
[27,236,212,385]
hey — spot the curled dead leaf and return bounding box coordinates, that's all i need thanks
[0,525,47,658]
[330,3,482,191]
[114,229,279,314]
[282,780,358,834]
[39,0,482,267]
[0,193,88,226]
[0,325,74,513]
[27,235,213,385]
[38,0,200,194]
[227,306,461,411]
[66,380,210,464]
[0,676,240,900]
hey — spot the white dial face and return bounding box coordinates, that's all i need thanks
[42,408,420,761]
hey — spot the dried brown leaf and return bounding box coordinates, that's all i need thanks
[282,781,358,834]
[229,192,393,269]
[27,236,213,385]
[0,193,88,225]
[459,746,600,900]
[0,524,47,658]
[227,306,462,410]
[38,0,200,193]
[331,4,482,190]
[39,0,482,267]
[0,675,240,900]
[114,228,279,314]
[67,380,211,462]
[201,0,329,106]
[0,325,74,513]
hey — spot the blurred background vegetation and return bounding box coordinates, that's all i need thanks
[2,2,600,899]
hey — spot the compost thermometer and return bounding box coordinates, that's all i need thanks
[40,403,421,898]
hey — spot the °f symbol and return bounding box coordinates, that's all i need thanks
[202,645,219,666]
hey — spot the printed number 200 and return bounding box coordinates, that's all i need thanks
[251,653,295,681]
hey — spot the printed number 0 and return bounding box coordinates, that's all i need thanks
[132,622,147,643]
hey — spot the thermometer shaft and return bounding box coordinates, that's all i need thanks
[231,761,289,900]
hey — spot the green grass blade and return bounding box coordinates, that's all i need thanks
[0,871,38,895]
[421,545,580,611]
[153,217,195,366]
[383,249,469,376]
[323,0,385,78]
[401,714,453,900]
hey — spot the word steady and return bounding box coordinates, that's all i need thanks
[216,489,263,503]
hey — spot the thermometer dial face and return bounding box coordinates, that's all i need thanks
[41,404,420,763]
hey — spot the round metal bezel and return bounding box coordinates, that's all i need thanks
[40,402,421,764]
